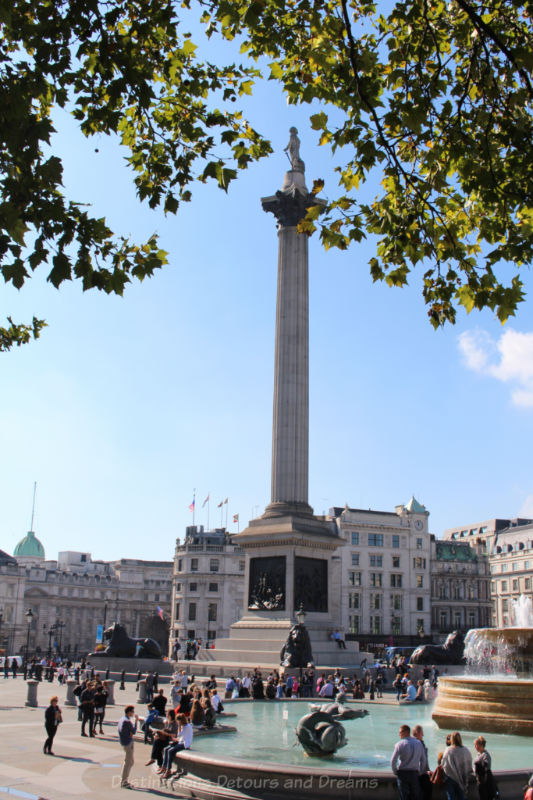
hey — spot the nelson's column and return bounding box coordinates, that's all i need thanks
[204,131,358,667]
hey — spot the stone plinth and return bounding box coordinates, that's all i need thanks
[85,656,173,675]
[65,678,77,706]
[103,679,115,705]
[137,679,147,704]
[25,679,38,707]
[432,676,533,736]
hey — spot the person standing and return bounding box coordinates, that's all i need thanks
[80,681,95,737]
[442,731,473,800]
[117,705,139,789]
[473,736,499,800]
[391,723,425,800]
[145,672,154,703]
[413,725,432,800]
[43,695,62,755]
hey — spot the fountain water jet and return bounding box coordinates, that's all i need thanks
[432,594,533,736]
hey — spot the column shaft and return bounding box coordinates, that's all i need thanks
[271,226,309,505]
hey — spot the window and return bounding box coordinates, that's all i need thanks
[239,560,245,571]
[368,533,384,547]
[391,594,402,610]
[513,562,519,572]
[416,538,423,550]
[392,556,400,568]
[208,603,217,622]
[501,563,508,572]
[501,581,508,591]
[370,593,382,609]
[210,559,219,572]
[417,597,424,611]
[175,603,180,620]
[440,610,447,628]
[512,579,519,591]
[191,558,198,572]
[348,592,360,609]
[525,560,530,569]
[154,593,159,602]
[526,578,531,589]
[468,585,476,600]
[176,582,181,592]
[351,532,359,545]
[413,557,426,569]
[468,612,476,628]
[370,615,382,634]
[369,555,383,567]
[178,559,183,571]
[189,582,197,591]
[349,615,360,634]
[417,618,425,633]
[454,612,461,627]
[187,629,195,639]
[349,571,362,586]
[502,599,508,612]
[351,553,360,566]
[207,630,217,640]
[370,573,383,587]
[390,574,402,588]
[392,617,402,635]
[188,602,196,621]
[392,534,400,548]
[209,582,219,592]
[416,575,424,588]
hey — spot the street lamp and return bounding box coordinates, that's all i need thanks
[25,608,33,666]
[295,604,306,627]
[56,620,65,657]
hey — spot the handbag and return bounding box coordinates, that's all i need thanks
[55,709,63,725]
[430,766,445,786]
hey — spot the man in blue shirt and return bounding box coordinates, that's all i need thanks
[391,723,425,800]
[117,705,138,788]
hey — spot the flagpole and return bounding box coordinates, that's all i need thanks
[207,493,210,530]
[192,488,196,526]
[225,500,228,530]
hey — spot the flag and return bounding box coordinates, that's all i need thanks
[189,498,195,512]
[224,497,228,504]
[233,514,239,523]
[217,500,223,508]
[157,606,164,620]
[202,494,210,507]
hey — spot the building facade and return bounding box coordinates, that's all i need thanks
[169,526,245,647]
[0,531,173,658]
[330,497,432,645]
[443,517,533,628]
[430,538,491,637]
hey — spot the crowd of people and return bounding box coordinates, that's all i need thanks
[29,661,532,796]
[391,724,504,800]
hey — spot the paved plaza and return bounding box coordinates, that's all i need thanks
[0,677,187,800]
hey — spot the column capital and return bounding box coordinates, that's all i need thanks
[261,189,326,228]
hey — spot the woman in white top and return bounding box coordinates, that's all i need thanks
[442,731,473,800]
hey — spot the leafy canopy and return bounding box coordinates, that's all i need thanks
[0,0,270,349]
[1,0,532,348]
[206,0,533,327]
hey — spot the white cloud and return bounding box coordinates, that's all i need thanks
[458,328,533,408]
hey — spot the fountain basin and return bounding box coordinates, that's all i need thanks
[432,675,533,735]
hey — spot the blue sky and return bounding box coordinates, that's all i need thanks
[2,25,533,562]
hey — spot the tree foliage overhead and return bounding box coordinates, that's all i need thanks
[207,0,533,327]
[1,0,532,349]
[0,0,270,349]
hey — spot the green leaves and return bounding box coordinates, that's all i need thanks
[1,0,532,351]
[0,0,272,349]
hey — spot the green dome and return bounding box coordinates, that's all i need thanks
[14,530,45,558]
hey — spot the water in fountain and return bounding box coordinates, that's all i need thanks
[512,594,533,627]
[463,593,533,676]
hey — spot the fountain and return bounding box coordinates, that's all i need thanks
[432,595,533,735]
